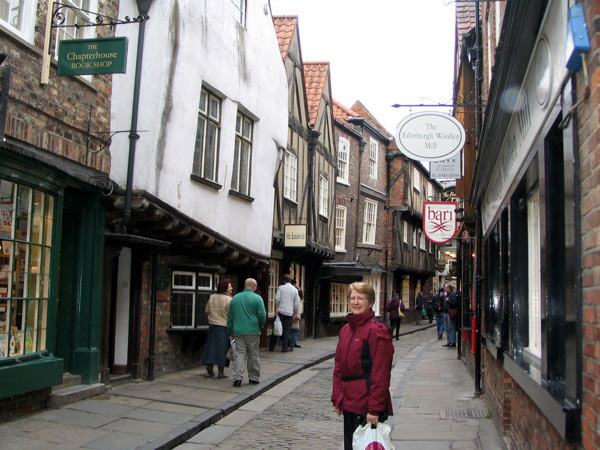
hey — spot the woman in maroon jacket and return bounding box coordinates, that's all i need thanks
[331,282,394,449]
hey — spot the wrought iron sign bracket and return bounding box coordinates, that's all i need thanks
[50,2,147,30]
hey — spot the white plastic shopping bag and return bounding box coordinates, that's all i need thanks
[352,423,395,450]
[273,315,283,336]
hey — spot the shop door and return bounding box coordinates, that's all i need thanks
[56,207,80,373]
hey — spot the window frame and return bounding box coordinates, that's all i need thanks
[0,0,37,42]
[192,88,221,184]
[335,205,347,252]
[368,138,378,179]
[231,111,253,197]
[283,150,298,202]
[337,137,349,184]
[330,283,348,317]
[267,260,280,318]
[170,270,214,329]
[362,199,377,245]
[231,0,246,26]
[318,174,329,218]
[413,168,421,192]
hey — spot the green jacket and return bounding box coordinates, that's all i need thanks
[227,289,266,336]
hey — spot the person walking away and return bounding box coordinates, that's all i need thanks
[433,288,445,339]
[385,293,405,340]
[332,282,394,450]
[273,274,300,352]
[202,278,233,378]
[442,284,458,347]
[227,278,266,387]
[425,289,435,324]
[415,291,424,325]
[290,279,303,349]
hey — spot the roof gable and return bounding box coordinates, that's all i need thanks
[303,62,330,127]
[273,16,298,60]
[350,100,394,139]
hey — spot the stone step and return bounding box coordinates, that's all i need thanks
[108,373,133,388]
[47,383,106,409]
[52,373,82,392]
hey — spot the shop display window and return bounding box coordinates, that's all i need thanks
[0,178,54,359]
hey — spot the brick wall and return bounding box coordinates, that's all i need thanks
[0,0,117,173]
[0,388,50,422]
[482,350,512,434]
[579,2,600,449]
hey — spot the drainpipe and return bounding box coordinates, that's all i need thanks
[121,0,153,230]
[473,1,483,396]
[148,251,157,380]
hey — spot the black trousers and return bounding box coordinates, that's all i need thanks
[389,318,401,339]
[279,313,293,351]
[343,411,366,450]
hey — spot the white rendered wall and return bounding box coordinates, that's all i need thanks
[110,1,288,257]
[114,247,131,366]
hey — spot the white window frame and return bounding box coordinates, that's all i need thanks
[192,88,221,182]
[171,271,213,329]
[0,0,37,42]
[55,1,97,57]
[362,199,377,245]
[403,220,408,244]
[319,174,329,218]
[369,138,378,179]
[413,168,421,192]
[289,262,305,317]
[267,260,280,318]
[337,137,349,184]
[363,275,381,316]
[419,230,426,250]
[283,150,297,202]
[525,187,541,359]
[335,205,347,252]
[231,111,253,196]
[330,283,348,317]
[413,228,417,247]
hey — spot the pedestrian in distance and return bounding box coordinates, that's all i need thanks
[227,278,266,387]
[202,278,233,378]
[442,283,459,348]
[433,287,445,339]
[415,291,424,325]
[270,273,300,353]
[332,282,394,450]
[425,289,435,324]
[385,293,406,340]
[290,278,303,349]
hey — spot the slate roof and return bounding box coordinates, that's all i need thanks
[273,16,297,60]
[303,62,330,127]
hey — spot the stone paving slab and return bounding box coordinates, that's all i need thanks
[65,398,138,416]
[32,408,118,429]
[120,407,195,425]
[80,430,152,450]
[215,409,259,427]
[187,424,237,444]
[10,420,109,446]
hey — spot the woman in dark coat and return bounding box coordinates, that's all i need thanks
[332,282,394,450]
[386,293,405,340]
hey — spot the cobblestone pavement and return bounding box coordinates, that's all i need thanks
[177,328,432,450]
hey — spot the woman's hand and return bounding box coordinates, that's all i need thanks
[366,413,379,426]
[334,406,342,416]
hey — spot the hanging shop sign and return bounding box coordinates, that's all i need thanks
[395,112,465,162]
[423,201,458,244]
[430,154,462,179]
[284,224,307,248]
[57,37,128,76]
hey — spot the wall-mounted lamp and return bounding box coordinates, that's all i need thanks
[566,3,590,72]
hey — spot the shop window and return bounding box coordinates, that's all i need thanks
[337,137,349,184]
[0,179,55,359]
[267,260,279,318]
[283,150,297,202]
[484,219,503,346]
[335,205,346,252]
[363,275,381,316]
[0,0,37,42]
[192,88,221,183]
[170,271,213,329]
[330,283,348,317]
[231,111,253,197]
[289,262,305,316]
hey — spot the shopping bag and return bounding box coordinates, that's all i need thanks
[227,338,237,361]
[352,423,395,450]
[397,308,405,319]
[273,315,283,336]
[421,308,427,319]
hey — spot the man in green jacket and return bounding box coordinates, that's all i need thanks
[227,278,266,387]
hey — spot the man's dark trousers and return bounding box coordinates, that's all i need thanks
[279,313,293,351]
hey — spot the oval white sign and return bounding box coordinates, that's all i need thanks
[395,112,466,162]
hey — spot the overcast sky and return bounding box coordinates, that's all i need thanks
[269,0,456,137]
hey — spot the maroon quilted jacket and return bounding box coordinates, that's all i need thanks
[331,310,394,417]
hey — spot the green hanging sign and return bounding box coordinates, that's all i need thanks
[57,37,128,76]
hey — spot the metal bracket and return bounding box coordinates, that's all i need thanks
[51,2,147,30]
